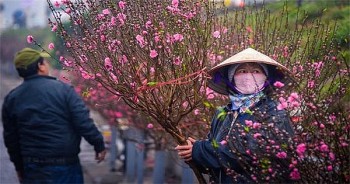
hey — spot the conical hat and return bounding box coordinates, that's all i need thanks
[208,48,293,95]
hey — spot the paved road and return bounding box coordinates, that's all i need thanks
[0,73,21,184]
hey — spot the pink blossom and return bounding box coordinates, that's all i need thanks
[150,49,158,58]
[307,80,315,88]
[194,109,200,115]
[150,67,155,74]
[172,0,179,8]
[329,114,336,121]
[102,9,110,15]
[327,165,333,171]
[61,0,70,5]
[341,142,349,147]
[253,133,261,139]
[276,151,287,159]
[154,35,160,42]
[220,140,227,145]
[173,33,184,42]
[100,35,106,42]
[27,35,34,43]
[109,72,118,82]
[277,102,288,110]
[319,143,329,152]
[51,25,57,32]
[289,169,301,180]
[296,143,307,158]
[245,120,253,127]
[289,92,299,100]
[117,13,126,25]
[54,1,60,8]
[63,60,72,67]
[110,16,117,26]
[96,73,102,77]
[115,112,123,118]
[217,55,223,61]
[59,56,65,62]
[147,123,154,129]
[246,26,253,33]
[65,8,71,14]
[173,57,182,65]
[252,122,261,129]
[145,20,152,29]
[104,57,113,71]
[319,123,325,129]
[48,43,55,50]
[329,152,335,161]
[273,81,285,88]
[118,1,126,9]
[206,88,215,99]
[136,35,145,48]
[79,55,88,62]
[183,12,195,19]
[212,31,220,38]
[80,69,93,80]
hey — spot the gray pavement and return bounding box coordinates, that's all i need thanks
[0,73,21,184]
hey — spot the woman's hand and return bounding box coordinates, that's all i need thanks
[175,138,196,161]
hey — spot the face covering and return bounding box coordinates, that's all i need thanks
[234,73,267,94]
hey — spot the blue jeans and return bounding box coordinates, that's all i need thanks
[22,162,83,184]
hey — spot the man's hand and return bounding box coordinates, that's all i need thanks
[16,170,23,183]
[95,149,107,163]
[175,139,195,161]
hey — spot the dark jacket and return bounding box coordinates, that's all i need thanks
[192,97,294,183]
[2,75,105,171]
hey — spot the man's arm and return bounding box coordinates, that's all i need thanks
[2,97,24,174]
[66,86,106,161]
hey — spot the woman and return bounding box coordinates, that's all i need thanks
[175,48,295,183]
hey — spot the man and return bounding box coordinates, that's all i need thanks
[2,47,106,183]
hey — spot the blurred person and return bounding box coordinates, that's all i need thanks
[175,48,295,183]
[2,47,107,183]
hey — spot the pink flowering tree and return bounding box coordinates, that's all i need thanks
[35,0,349,183]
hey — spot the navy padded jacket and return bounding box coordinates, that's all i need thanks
[2,75,105,171]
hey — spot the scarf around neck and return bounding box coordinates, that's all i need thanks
[229,91,265,113]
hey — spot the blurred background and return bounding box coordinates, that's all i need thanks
[0,0,349,184]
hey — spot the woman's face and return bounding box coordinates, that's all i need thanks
[233,63,267,94]
[234,63,265,76]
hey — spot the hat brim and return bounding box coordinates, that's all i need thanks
[207,48,294,95]
[39,52,51,58]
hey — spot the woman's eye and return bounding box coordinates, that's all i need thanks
[252,70,262,73]
[237,69,247,73]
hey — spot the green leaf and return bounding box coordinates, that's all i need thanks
[281,143,288,150]
[211,140,219,149]
[203,101,214,108]
[260,158,271,169]
[245,109,253,115]
[147,82,158,86]
[217,108,227,121]
[244,126,250,132]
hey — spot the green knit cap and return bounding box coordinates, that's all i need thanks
[14,47,51,69]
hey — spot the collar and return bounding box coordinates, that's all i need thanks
[24,74,57,81]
